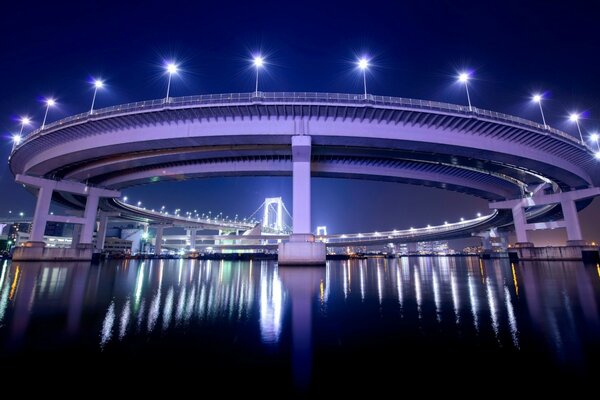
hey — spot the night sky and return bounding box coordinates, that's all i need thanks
[2,0,600,245]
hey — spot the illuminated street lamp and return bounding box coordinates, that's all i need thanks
[12,117,30,149]
[590,132,600,152]
[41,98,56,129]
[253,56,264,96]
[165,62,178,101]
[532,94,547,129]
[12,134,22,146]
[458,72,472,111]
[357,58,370,99]
[568,113,584,144]
[90,79,104,114]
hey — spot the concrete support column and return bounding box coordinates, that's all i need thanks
[71,224,82,248]
[80,194,99,245]
[154,226,164,254]
[511,204,529,244]
[279,135,325,265]
[95,212,109,252]
[292,135,312,235]
[561,199,584,243]
[189,229,197,250]
[29,185,53,242]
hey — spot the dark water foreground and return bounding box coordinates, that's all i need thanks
[0,258,599,395]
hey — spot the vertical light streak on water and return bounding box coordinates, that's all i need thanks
[259,267,283,343]
[450,267,460,324]
[377,264,383,305]
[198,286,207,320]
[324,264,331,303]
[486,277,499,340]
[396,264,403,308]
[359,263,365,301]
[119,299,130,340]
[185,287,195,322]
[134,262,145,308]
[176,287,186,324]
[162,287,174,331]
[100,301,115,349]
[178,260,183,286]
[0,262,9,323]
[511,263,519,297]
[147,289,161,333]
[136,299,146,331]
[468,274,479,332]
[432,266,441,322]
[504,285,519,348]
[343,262,348,299]
[414,267,422,319]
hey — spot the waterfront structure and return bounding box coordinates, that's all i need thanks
[9,92,600,262]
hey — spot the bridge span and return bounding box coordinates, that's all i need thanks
[9,92,600,263]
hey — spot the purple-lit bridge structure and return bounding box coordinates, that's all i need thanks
[9,92,600,263]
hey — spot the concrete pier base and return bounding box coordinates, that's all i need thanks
[508,244,599,262]
[13,241,93,261]
[278,234,326,266]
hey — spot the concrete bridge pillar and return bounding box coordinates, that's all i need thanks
[12,174,119,261]
[71,224,82,248]
[154,226,164,255]
[511,204,530,245]
[95,212,112,252]
[188,228,197,250]
[79,193,99,247]
[561,199,584,244]
[278,135,326,265]
[30,185,53,243]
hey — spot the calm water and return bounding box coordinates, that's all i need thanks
[1,257,599,394]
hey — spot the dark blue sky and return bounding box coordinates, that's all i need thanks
[1,0,600,244]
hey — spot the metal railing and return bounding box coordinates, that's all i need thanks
[12,91,585,153]
[320,212,498,245]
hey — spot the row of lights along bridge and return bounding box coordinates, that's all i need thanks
[9,55,600,158]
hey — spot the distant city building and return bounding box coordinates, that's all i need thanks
[102,237,132,254]
[462,245,483,254]
[417,240,451,255]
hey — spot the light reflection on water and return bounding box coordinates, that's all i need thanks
[0,257,599,388]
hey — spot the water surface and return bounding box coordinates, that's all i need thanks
[0,257,599,394]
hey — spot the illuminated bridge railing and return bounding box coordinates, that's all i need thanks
[117,201,256,230]
[319,212,498,245]
[14,92,584,151]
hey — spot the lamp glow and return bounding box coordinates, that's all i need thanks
[15,116,31,142]
[458,72,470,83]
[357,57,370,99]
[595,151,600,159]
[12,134,21,145]
[591,132,600,152]
[457,71,472,111]
[166,63,178,75]
[357,58,369,70]
[164,62,179,101]
[90,79,104,114]
[569,112,584,144]
[253,56,264,68]
[41,98,56,129]
[253,55,264,96]
[532,93,547,128]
